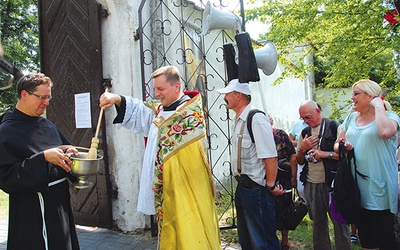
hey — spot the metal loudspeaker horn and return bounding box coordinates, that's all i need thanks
[0,41,21,91]
[202,1,242,36]
[254,42,278,76]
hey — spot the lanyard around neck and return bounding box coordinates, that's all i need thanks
[317,118,325,149]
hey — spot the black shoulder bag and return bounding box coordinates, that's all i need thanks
[331,141,368,224]
[281,188,308,230]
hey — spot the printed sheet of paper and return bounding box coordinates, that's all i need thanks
[75,92,92,128]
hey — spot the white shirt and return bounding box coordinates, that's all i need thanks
[120,96,175,215]
[231,104,277,186]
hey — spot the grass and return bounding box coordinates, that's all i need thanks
[216,190,362,250]
[0,190,8,219]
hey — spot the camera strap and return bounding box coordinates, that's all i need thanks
[316,118,325,149]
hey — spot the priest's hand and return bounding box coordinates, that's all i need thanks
[99,92,121,109]
[43,148,72,172]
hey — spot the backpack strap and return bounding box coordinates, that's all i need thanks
[329,120,338,139]
[247,109,265,143]
[301,126,311,139]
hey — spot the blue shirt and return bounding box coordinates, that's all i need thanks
[342,111,400,213]
[290,120,307,141]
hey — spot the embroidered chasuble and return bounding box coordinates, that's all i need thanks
[148,93,220,249]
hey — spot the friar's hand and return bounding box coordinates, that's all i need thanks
[43,148,72,172]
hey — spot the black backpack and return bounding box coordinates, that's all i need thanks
[246,109,265,143]
[331,141,368,224]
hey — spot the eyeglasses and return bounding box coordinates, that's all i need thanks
[27,90,53,101]
[351,91,365,97]
[300,109,316,120]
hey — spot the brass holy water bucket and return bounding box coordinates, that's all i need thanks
[69,151,103,189]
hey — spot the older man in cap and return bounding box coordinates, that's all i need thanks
[218,79,284,250]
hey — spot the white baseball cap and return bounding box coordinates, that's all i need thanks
[217,79,252,95]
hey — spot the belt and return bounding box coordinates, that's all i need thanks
[234,174,263,189]
[234,175,241,182]
[48,177,66,187]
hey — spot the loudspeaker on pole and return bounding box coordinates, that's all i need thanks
[202,1,242,36]
[254,42,278,76]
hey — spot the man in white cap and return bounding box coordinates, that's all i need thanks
[218,79,284,250]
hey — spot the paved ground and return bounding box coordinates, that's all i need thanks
[75,225,157,250]
[0,219,240,250]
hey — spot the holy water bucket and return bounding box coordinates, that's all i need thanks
[69,151,103,189]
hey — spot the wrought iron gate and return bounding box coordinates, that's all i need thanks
[136,0,246,230]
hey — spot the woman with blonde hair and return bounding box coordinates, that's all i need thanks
[334,79,400,249]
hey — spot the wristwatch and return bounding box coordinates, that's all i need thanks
[266,183,276,191]
[329,152,334,158]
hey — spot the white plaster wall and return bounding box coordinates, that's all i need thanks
[250,48,311,134]
[251,67,306,133]
[253,68,352,135]
[97,0,147,232]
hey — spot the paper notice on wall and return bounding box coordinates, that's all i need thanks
[75,92,92,128]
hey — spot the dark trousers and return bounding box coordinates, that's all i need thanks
[357,208,400,250]
[235,175,280,250]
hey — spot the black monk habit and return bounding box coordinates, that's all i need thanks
[0,109,79,250]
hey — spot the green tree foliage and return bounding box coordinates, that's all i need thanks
[246,0,400,113]
[0,0,39,113]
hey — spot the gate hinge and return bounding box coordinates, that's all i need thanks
[100,8,109,18]
[111,188,118,199]
[103,78,112,90]
[134,27,141,41]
